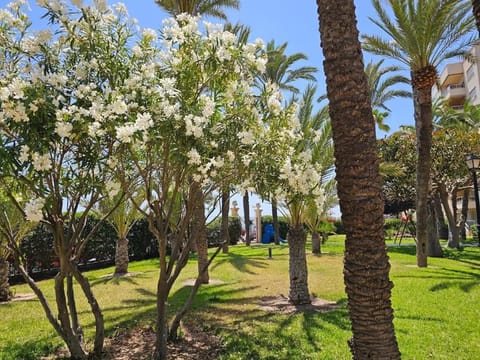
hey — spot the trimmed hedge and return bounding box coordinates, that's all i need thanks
[207,217,242,247]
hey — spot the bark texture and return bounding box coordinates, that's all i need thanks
[288,224,310,305]
[114,237,129,276]
[413,85,433,267]
[191,181,209,283]
[311,231,321,255]
[272,199,280,245]
[221,190,230,254]
[316,1,400,358]
[0,258,10,302]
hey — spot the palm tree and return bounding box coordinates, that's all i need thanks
[363,0,475,267]
[472,0,480,36]
[316,0,400,358]
[256,40,317,244]
[154,0,239,19]
[365,59,411,132]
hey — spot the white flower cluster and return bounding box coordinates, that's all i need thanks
[25,197,45,222]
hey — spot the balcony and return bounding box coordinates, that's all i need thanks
[438,62,464,88]
[441,83,466,101]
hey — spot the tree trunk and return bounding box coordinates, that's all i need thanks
[243,191,251,246]
[412,84,433,267]
[438,184,459,248]
[461,188,469,242]
[427,198,443,258]
[316,1,400,358]
[288,224,310,305]
[191,181,209,284]
[433,192,447,240]
[114,236,129,276]
[472,0,480,37]
[311,231,321,255]
[221,189,230,254]
[0,258,10,302]
[272,199,280,245]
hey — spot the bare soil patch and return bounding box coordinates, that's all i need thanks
[181,278,225,286]
[258,294,339,314]
[99,272,142,279]
[103,324,223,360]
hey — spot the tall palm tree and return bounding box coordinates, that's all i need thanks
[363,0,475,267]
[365,59,411,132]
[316,0,400,358]
[155,0,239,19]
[256,40,317,244]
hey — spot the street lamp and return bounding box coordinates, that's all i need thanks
[465,154,480,246]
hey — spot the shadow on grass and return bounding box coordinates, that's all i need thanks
[210,251,271,274]
[1,337,58,360]
[90,272,148,287]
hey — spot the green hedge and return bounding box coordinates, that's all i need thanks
[261,215,289,239]
[207,217,242,247]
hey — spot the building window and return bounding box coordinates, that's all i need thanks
[469,86,477,101]
[467,65,475,80]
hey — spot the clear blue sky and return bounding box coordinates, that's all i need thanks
[25,0,416,217]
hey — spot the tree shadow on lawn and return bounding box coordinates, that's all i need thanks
[1,336,59,360]
[90,272,147,287]
[210,251,271,275]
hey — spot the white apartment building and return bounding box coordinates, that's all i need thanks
[433,44,480,108]
[432,44,480,232]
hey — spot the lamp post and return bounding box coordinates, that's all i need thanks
[465,154,480,246]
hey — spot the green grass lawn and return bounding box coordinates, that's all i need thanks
[1,236,479,359]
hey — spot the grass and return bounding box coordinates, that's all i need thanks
[0,236,479,359]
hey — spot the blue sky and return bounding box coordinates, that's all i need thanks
[24,0,416,217]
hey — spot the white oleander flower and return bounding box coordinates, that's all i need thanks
[32,152,52,171]
[25,198,45,222]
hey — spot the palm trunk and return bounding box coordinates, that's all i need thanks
[311,231,321,255]
[191,181,209,283]
[272,199,280,245]
[413,85,433,267]
[288,224,310,305]
[0,258,10,302]
[221,189,230,254]
[114,236,129,276]
[316,1,400,358]
[243,191,251,246]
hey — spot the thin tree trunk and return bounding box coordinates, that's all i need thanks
[427,197,443,257]
[316,1,400,358]
[288,224,310,305]
[461,188,469,241]
[433,192,447,240]
[114,236,129,276]
[0,258,10,302]
[272,199,280,245]
[412,84,433,267]
[153,233,169,360]
[438,184,459,248]
[221,189,230,254]
[311,231,321,255]
[191,181,209,283]
[66,273,81,344]
[243,191,251,246]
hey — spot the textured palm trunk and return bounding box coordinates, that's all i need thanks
[0,258,10,302]
[472,0,480,36]
[114,236,129,276]
[311,231,321,254]
[288,224,310,305]
[243,191,251,246]
[317,1,400,358]
[413,85,433,267]
[191,181,209,283]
